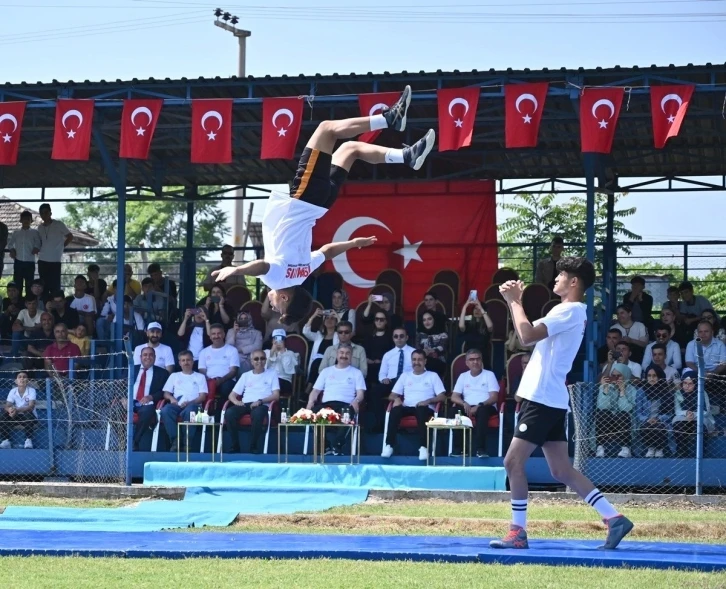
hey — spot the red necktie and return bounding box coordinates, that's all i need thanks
[136,369,147,401]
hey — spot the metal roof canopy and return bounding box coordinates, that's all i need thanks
[0,62,724,193]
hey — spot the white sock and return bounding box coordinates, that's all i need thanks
[384,149,404,164]
[511,499,528,529]
[584,488,619,520]
[369,113,388,131]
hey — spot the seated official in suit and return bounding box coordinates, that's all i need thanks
[129,346,169,450]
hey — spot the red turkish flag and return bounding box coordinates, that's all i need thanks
[312,180,498,315]
[261,97,304,160]
[119,99,163,160]
[650,85,695,149]
[51,99,95,161]
[191,99,233,164]
[505,82,549,148]
[0,102,26,166]
[357,92,400,143]
[437,87,480,152]
[579,88,624,154]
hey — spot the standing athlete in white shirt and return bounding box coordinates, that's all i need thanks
[212,86,436,325]
[490,257,633,551]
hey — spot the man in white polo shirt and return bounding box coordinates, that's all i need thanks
[68,275,97,336]
[160,350,208,452]
[449,348,500,458]
[37,204,72,300]
[224,350,280,454]
[198,323,240,411]
[382,349,446,461]
[132,322,175,372]
[308,343,366,455]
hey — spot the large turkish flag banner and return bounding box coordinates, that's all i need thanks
[579,87,624,154]
[51,99,95,161]
[0,101,26,166]
[312,180,498,314]
[505,82,549,148]
[650,85,695,149]
[119,98,163,159]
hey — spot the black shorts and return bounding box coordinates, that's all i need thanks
[514,399,568,446]
[290,147,348,209]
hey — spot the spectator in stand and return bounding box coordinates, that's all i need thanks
[104,264,142,300]
[160,350,208,452]
[361,293,402,331]
[43,323,81,376]
[198,323,240,407]
[0,219,6,280]
[678,281,716,329]
[198,284,233,330]
[362,311,393,382]
[697,309,726,344]
[330,288,355,333]
[147,262,178,320]
[10,295,41,356]
[685,320,726,374]
[611,304,649,363]
[637,365,673,458]
[595,363,637,458]
[0,282,23,342]
[417,291,447,329]
[177,307,211,366]
[225,351,281,454]
[641,325,683,372]
[622,276,653,330]
[26,312,54,370]
[307,343,365,456]
[134,277,166,325]
[416,311,448,378]
[30,280,45,312]
[129,347,169,451]
[672,369,716,457]
[68,324,91,357]
[36,204,72,299]
[646,343,679,382]
[47,290,80,331]
[601,341,642,381]
[68,275,97,336]
[0,371,37,450]
[302,309,338,386]
[511,353,530,402]
[449,348,500,458]
[598,328,623,366]
[132,322,175,372]
[202,244,247,291]
[264,329,300,399]
[506,318,534,357]
[226,311,263,374]
[261,293,300,344]
[7,211,40,297]
[457,298,493,357]
[658,306,690,353]
[534,235,564,291]
[111,296,145,344]
[318,320,368,377]
[381,349,447,461]
[86,264,107,307]
[661,285,681,313]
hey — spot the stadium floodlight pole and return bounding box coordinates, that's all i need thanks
[214,8,251,263]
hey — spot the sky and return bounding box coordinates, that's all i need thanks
[0,0,724,269]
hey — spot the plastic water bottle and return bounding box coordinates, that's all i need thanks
[280,408,288,424]
[343,408,350,425]
[202,410,210,424]
[189,411,196,423]
[455,411,462,426]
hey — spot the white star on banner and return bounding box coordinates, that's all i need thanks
[277,127,287,137]
[454,119,463,128]
[207,131,217,140]
[136,127,146,136]
[2,134,11,143]
[67,129,76,139]
[394,236,423,269]
[667,114,676,124]
[598,119,608,129]
[522,114,532,124]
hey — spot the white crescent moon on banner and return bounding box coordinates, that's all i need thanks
[0,113,18,133]
[591,99,615,120]
[61,109,84,129]
[660,93,683,113]
[272,108,294,128]
[515,93,538,113]
[201,110,223,130]
[448,97,470,118]
[331,216,391,289]
[368,103,389,116]
[130,106,153,127]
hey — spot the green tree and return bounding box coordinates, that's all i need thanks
[62,187,228,263]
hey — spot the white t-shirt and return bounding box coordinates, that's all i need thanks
[231,368,280,404]
[198,344,240,379]
[611,321,648,344]
[453,370,500,406]
[188,326,205,360]
[16,309,42,336]
[133,343,175,369]
[163,371,208,404]
[517,301,586,410]
[6,387,38,418]
[392,370,446,408]
[69,294,97,315]
[313,365,366,404]
[259,190,327,290]
[37,220,71,263]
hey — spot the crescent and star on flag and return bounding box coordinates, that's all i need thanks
[272,108,294,137]
[515,93,538,124]
[591,99,616,129]
[661,93,683,124]
[0,113,18,143]
[130,106,153,136]
[61,109,84,139]
[201,110,223,140]
[448,97,469,128]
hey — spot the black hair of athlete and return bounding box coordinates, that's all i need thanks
[555,257,595,291]
[280,286,313,326]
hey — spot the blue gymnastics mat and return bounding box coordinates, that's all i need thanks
[0,529,723,572]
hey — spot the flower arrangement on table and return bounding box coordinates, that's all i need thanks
[289,409,316,424]
[288,408,343,425]
[315,407,342,424]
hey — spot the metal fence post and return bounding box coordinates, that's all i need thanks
[694,338,706,496]
[124,337,134,486]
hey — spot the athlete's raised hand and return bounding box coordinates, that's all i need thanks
[499,280,525,304]
[211,266,240,282]
[353,236,377,249]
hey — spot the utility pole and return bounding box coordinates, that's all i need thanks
[213,8,251,262]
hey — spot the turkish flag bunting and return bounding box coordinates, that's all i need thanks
[0,102,26,166]
[437,87,480,152]
[357,92,401,143]
[505,82,549,148]
[312,180,498,314]
[119,99,163,159]
[650,85,695,149]
[52,99,95,161]
[261,97,304,160]
[579,88,624,154]
[191,98,233,164]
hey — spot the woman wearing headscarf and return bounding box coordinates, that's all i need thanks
[330,289,355,333]
[672,369,716,457]
[417,291,447,330]
[416,311,448,378]
[361,292,402,331]
[595,363,637,458]
[225,310,263,373]
[637,364,673,458]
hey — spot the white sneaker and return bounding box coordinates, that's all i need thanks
[381,444,394,458]
[0,439,10,449]
[618,446,632,458]
[596,445,605,458]
[655,449,664,458]
[418,446,429,461]
[24,438,33,449]
[645,447,655,458]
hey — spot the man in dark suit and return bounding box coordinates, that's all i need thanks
[130,346,169,450]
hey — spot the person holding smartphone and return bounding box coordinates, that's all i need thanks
[457,293,494,358]
[197,284,233,330]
